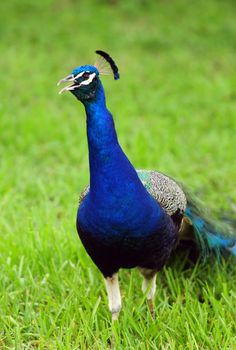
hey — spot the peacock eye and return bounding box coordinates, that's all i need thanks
[83,72,90,79]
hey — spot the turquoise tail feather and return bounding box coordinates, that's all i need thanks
[184,195,236,257]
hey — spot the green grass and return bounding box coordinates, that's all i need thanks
[1,0,236,348]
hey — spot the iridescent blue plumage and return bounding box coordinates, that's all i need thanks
[77,78,178,277]
[185,198,236,256]
[71,65,99,76]
[58,51,236,321]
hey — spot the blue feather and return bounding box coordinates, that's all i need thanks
[74,74,178,277]
[185,197,236,257]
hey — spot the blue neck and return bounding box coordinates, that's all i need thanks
[83,80,148,205]
[85,81,119,172]
[79,79,165,237]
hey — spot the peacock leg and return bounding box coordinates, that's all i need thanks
[104,272,121,322]
[139,268,157,319]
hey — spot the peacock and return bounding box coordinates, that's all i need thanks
[58,50,236,321]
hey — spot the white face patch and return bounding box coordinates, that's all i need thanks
[58,71,97,94]
[79,72,96,86]
[74,71,86,80]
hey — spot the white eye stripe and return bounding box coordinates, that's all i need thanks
[74,71,94,80]
[79,72,96,86]
[74,71,86,79]
[58,71,97,94]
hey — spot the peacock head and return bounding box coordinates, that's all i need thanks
[58,50,119,102]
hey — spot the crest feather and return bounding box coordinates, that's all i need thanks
[95,50,120,80]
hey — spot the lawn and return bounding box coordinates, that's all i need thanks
[0,0,236,348]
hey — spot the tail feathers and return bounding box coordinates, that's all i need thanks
[228,244,236,255]
[184,195,236,258]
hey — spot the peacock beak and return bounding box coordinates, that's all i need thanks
[57,74,80,95]
[57,74,75,86]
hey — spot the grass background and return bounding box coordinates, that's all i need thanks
[1,0,236,348]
